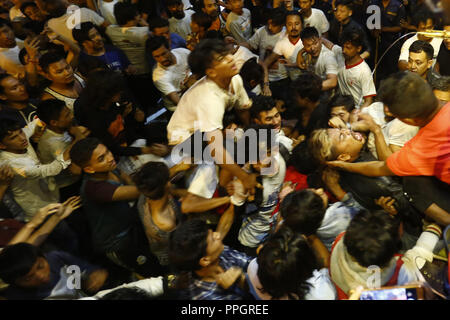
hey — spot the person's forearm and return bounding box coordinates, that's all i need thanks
[181,194,230,213]
[0,184,8,202]
[335,161,394,177]
[424,203,450,226]
[308,235,330,268]
[361,96,373,109]
[8,223,37,245]
[321,76,337,91]
[381,26,402,33]
[26,215,62,246]
[372,127,392,161]
[360,51,370,60]
[216,204,235,240]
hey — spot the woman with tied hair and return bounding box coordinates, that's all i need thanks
[246,225,336,300]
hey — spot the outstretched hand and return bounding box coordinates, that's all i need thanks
[56,196,82,220]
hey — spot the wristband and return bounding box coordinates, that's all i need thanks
[424,223,442,238]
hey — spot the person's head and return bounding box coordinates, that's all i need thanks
[229,0,244,14]
[36,99,73,131]
[72,22,104,54]
[0,118,28,152]
[39,52,74,85]
[241,124,277,174]
[0,74,29,102]
[290,72,322,107]
[239,57,264,90]
[344,209,402,268]
[0,243,50,288]
[166,0,185,20]
[412,9,435,41]
[288,140,318,174]
[340,29,363,62]
[80,69,126,110]
[256,225,317,300]
[444,23,450,50]
[309,127,365,163]
[407,40,433,79]
[328,94,355,123]
[132,161,170,200]
[280,189,327,235]
[430,75,450,103]
[285,11,302,39]
[149,17,171,44]
[100,287,156,300]
[188,38,236,78]
[114,1,139,26]
[20,1,45,21]
[169,219,223,271]
[70,138,116,173]
[298,0,313,13]
[378,71,439,127]
[201,0,219,19]
[300,27,321,57]
[334,0,353,24]
[37,0,66,17]
[267,7,286,35]
[0,19,15,48]
[146,36,173,67]
[190,11,212,34]
[251,95,281,132]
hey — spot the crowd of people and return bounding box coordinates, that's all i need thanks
[0,0,448,300]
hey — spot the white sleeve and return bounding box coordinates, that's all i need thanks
[324,52,338,75]
[398,39,411,62]
[93,277,164,298]
[319,11,330,33]
[385,120,419,147]
[81,7,105,26]
[360,66,376,98]
[153,71,178,96]
[304,268,337,300]
[247,28,261,50]
[231,75,251,110]
[187,163,218,199]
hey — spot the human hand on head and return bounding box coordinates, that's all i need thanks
[375,196,398,216]
[328,116,347,129]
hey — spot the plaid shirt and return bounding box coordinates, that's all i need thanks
[183,246,252,300]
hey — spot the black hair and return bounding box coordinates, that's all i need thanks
[412,9,435,27]
[79,69,126,110]
[334,0,353,10]
[340,28,363,48]
[377,71,438,119]
[188,38,229,76]
[191,11,212,30]
[146,36,170,55]
[430,75,450,92]
[77,54,109,79]
[19,1,38,16]
[290,71,322,103]
[268,7,286,27]
[409,40,434,61]
[240,57,264,88]
[148,17,170,31]
[69,137,102,168]
[100,287,157,300]
[0,243,42,284]
[300,26,319,40]
[250,95,277,121]
[166,0,183,7]
[0,18,12,29]
[132,161,170,200]
[38,52,65,73]
[257,226,317,300]
[328,94,355,115]
[0,118,21,142]
[114,1,138,26]
[287,140,318,174]
[280,189,326,235]
[169,219,209,271]
[36,99,66,125]
[72,22,97,46]
[0,73,12,95]
[344,209,402,268]
[239,124,276,164]
[42,0,67,18]
[286,10,302,21]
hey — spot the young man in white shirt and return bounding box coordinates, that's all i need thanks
[263,11,304,85]
[398,9,442,71]
[166,0,194,40]
[0,20,25,79]
[148,36,192,111]
[298,0,329,37]
[332,29,376,109]
[167,39,259,194]
[297,26,337,91]
[226,0,252,42]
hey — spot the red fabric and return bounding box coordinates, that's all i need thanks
[386,103,450,184]
[329,232,404,300]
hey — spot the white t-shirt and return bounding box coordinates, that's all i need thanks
[106,25,149,75]
[186,163,219,199]
[169,9,194,40]
[313,44,338,80]
[232,45,259,71]
[0,40,25,79]
[48,8,105,43]
[167,75,251,145]
[98,0,118,25]
[226,8,252,42]
[398,34,442,67]
[333,45,376,107]
[248,26,287,81]
[273,35,303,80]
[152,48,191,111]
[302,8,330,36]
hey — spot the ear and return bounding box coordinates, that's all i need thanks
[427,59,433,70]
[254,118,262,124]
[199,256,211,268]
[83,166,95,174]
[357,45,363,54]
[205,67,217,79]
[49,119,58,127]
[336,153,351,162]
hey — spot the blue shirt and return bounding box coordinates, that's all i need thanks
[80,44,130,72]
[170,33,187,50]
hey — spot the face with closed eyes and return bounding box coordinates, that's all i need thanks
[327,127,365,162]
[14,257,51,288]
